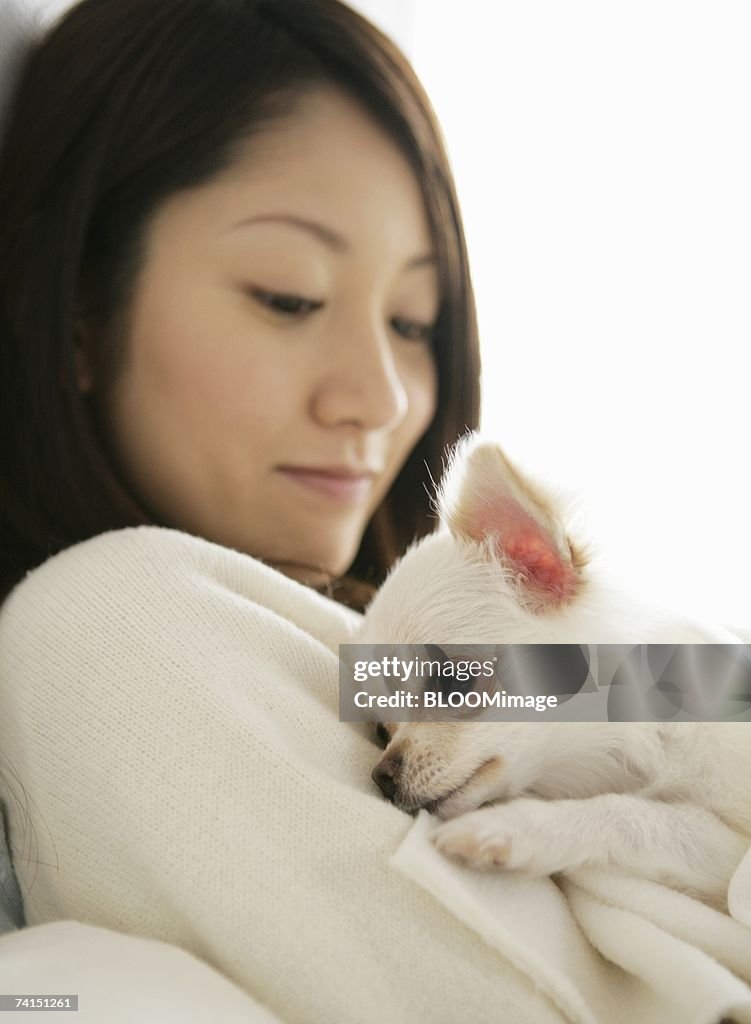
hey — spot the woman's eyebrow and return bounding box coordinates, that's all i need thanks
[228,213,435,270]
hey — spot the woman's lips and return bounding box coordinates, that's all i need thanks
[277,467,376,503]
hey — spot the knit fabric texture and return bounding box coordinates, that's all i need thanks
[1,526,750,1024]
[0,526,567,1024]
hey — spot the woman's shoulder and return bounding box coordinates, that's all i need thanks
[0,525,362,654]
[2,526,210,615]
[0,528,209,660]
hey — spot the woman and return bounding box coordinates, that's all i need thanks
[0,2,565,1021]
[0,0,479,609]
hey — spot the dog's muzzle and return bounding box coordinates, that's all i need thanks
[371,751,402,802]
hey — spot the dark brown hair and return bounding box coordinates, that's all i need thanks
[0,0,480,610]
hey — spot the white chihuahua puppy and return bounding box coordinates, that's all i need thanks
[362,434,751,908]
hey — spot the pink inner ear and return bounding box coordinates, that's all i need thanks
[475,498,578,603]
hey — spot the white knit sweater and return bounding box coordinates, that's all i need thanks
[1,527,750,1024]
[0,527,566,1024]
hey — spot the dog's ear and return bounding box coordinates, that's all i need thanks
[438,435,589,609]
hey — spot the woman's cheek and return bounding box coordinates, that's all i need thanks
[406,347,439,434]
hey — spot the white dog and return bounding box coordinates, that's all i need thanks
[361,434,751,908]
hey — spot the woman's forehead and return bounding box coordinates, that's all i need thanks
[147,89,435,264]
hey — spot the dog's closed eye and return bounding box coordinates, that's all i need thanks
[374,722,391,749]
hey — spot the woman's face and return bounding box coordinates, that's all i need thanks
[91,86,439,584]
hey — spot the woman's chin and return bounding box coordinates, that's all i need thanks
[267,552,354,587]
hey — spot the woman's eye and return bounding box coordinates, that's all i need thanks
[391,316,435,343]
[249,288,324,317]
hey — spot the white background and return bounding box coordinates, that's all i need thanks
[17,0,751,627]
[357,1,751,628]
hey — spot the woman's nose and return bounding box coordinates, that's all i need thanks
[310,327,409,432]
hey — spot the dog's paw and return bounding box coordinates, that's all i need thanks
[431,809,514,869]
[430,799,563,876]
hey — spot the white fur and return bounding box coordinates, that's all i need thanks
[361,434,751,908]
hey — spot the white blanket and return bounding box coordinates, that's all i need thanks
[0,526,749,1024]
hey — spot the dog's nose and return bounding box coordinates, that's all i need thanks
[371,752,403,802]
